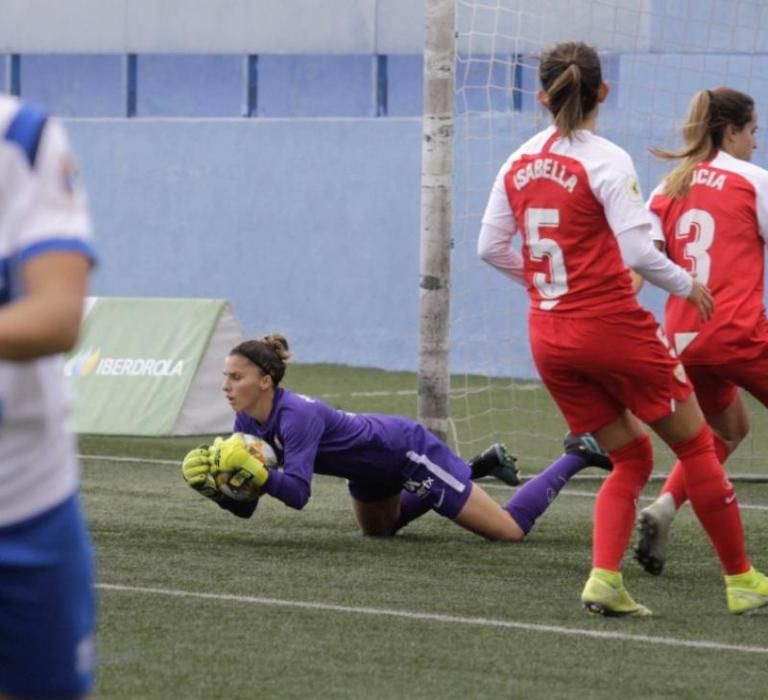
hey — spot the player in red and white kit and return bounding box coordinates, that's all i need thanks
[635,87,768,576]
[479,42,768,616]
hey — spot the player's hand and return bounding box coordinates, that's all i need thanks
[686,279,714,322]
[212,433,270,489]
[181,444,220,500]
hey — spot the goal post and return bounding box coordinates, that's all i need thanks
[420,0,768,479]
[417,0,456,443]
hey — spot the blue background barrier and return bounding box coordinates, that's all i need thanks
[2,0,767,373]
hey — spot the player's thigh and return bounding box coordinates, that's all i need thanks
[650,392,706,445]
[453,484,524,541]
[687,366,748,445]
[349,488,401,536]
[707,393,750,451]
[686,365,740,418]
[591,409,647,453]
[0,496,96,700]
[723,352,768,408]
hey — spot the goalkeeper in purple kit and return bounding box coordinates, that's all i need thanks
[182,334,612,540]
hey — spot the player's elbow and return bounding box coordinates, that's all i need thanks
[283,487,311,510]
[54,318,83,353]
[37,297,85,354]
[477,237,496,264]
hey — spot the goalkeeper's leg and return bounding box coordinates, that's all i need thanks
[502,433,612,537]
[351,493,402,537]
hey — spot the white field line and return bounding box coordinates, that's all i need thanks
[97,582,768,656]
[78,454,768,499]
[81,454,179,465]
[480,484,768,510]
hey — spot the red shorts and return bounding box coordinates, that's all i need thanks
[530,307,693,434]
[686,343,768,416]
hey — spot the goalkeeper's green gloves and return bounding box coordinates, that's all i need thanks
[181,437,225,500]
[212,432,270,490]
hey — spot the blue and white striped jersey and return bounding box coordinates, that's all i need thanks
[0,95,96,526]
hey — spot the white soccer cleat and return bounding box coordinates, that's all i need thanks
[634,496,676,576]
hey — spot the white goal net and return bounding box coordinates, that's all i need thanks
[449,0,768,477]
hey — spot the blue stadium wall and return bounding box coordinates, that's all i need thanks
[41,60,768,373]
[66,117,424,370]
[2,0,768,373]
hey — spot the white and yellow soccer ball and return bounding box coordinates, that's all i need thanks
[214,433,278,502]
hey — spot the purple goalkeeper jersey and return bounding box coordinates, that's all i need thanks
[233,388,441,509]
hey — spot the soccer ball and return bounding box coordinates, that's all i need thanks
[215,433,278,502]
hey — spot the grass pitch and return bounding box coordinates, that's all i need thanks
[80,363,768,699]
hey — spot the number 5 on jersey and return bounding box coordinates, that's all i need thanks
[525,208,569,310]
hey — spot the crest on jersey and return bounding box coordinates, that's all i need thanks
[59,155,78,194]
[627,176,643,205]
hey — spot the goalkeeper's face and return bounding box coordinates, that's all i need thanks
[222,354,273,415]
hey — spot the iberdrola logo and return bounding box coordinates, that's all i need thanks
[65,347,102,377]
[63,347,184,378]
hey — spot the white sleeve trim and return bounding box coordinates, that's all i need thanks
[616,223,693,297]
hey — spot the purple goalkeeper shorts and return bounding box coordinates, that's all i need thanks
[348,424,473,519]
[0,494,97,699]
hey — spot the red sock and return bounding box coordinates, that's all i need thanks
[593,434,654,571]
[672,425,749,575]
[662,432,729,508]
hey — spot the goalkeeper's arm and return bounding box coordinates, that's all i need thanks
[214,497,258,519]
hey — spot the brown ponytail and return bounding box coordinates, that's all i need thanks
[652,87,754,198]
[539,42,603,139]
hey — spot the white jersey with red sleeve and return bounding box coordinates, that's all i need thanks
[481,126,651,317]
[648,150,768,364]
[0,95,96,527]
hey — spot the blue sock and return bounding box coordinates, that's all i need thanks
[504,453,587,535]
[393,490,432,533]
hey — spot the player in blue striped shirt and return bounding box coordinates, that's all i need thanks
[0,96,97,700]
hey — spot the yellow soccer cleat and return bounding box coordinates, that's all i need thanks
[581,568,652,617]
[725,567,768,615]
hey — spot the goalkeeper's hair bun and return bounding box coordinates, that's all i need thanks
[262,333,293,364]
[231,333,292,386]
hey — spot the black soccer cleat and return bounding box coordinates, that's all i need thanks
[563,433,613,471]
[469,443,520,486]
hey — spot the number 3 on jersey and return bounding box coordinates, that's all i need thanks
[525,208,569,310]
[676,208,714,286]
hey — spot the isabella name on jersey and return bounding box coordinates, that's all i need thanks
[691,168,726,190]
[513,158,578,193]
